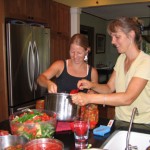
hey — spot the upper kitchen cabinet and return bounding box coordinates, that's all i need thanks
[4,0,50,26]
[4,0,26,19]
[50,32,70,63]
[27,0,50,25]
[49,1,71,63]
[50,1,70,35]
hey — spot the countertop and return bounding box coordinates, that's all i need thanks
[0,118,150,149]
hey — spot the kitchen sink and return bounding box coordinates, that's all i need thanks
[100,130,150,150]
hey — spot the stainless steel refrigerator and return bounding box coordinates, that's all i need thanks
[6,21,50,114]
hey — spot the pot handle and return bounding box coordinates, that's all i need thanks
[66,95,72,100]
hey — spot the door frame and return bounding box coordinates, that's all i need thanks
[80,25,94,66]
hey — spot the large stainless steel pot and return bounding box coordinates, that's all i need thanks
[44,93,79,121]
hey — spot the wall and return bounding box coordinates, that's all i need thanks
[80,12,118,67]
[81,13,150,68]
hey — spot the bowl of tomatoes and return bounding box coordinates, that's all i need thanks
[0,135,28,150]
[24,138,64,150]
[9,109,57,140]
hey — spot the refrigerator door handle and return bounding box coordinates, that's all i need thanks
[6,23,13,105]
[27,41,34,91]
[17,104,36,111]
[33,41,40,90]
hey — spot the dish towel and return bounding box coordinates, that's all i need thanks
[56,121,72,132]
[93,120,114,136]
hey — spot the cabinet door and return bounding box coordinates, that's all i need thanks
[27,0,50,24]
[49,1,59,32]
[57,3,70,35]
[5,0,27,19]
[59,34,70,59]
[50,1,70,34]
[50,32,70,63]
[5,0,50,26]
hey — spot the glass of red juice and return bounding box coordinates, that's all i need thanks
[73,120,89,149]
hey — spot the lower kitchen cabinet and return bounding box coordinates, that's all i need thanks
[99,105,115,119]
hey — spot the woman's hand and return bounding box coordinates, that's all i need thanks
[71,92,89,106]
[77,79,93,90]
[47,81,57,93]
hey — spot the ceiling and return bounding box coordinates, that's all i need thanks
[53,0,150,20]
[82,2,150,20]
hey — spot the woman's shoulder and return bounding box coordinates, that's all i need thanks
[137,51,150,63]
[50,60,65,72]
[118,53,126,60]
[140,51,150,59]
[51,60,66,77]
[52,60,65,66]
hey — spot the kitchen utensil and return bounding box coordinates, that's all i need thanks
[0,135,28,149]
[44,93,80,121]
[9,109,57,140]
[24,138,64,150]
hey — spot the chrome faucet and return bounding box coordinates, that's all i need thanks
[125,107,138,150]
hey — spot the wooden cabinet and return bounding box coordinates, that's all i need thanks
[0,0,9,121]
[5,0,27,19]
[99,105,115,119]
[5,0,71,63]
[50,1,70,63]
[50,32,70,63]
[26,0,50,24]
[5,0,50,26]
[50,1,70,35]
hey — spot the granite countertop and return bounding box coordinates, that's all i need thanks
[0,118,150,149]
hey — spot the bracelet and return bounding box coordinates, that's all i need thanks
[103,95,106,107]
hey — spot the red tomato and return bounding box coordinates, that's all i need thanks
[24,120,34,123]
[19,112,27,117]
[0,130,9,136]
[70,89,79,94]
[28,127,37,137]
[41,113,51,121]
[10,124,18,133]
[25,142,62,150]
[33,116,41,122]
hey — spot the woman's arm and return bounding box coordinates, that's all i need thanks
[91,67,99,83]
[37,60,64,93]
[73,77,148,106]
[78,70,116,94]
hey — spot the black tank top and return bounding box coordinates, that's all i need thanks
[55,60,92,93]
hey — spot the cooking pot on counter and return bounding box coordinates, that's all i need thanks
[44,93,80,121]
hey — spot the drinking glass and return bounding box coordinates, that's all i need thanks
[73,120,89,149]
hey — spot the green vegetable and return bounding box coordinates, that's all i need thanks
[87,144,92,149]
[14,110,42,123]
[22,132,33,140]
[41,123,55,138]
[11,110,56,140]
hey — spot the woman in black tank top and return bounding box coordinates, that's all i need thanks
[37,33,98,93]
